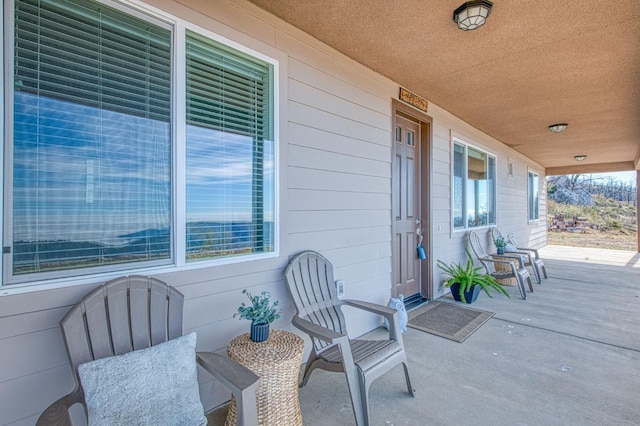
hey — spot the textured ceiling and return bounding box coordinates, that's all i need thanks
[246,0,640,173]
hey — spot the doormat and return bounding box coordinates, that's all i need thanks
[407,301,494,343]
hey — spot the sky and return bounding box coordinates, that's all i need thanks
[587,171,637,185]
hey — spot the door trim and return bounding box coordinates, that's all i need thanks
[391,99,433,301]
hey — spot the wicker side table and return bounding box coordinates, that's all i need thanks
[225,329,304,426]
[491,254,518,286]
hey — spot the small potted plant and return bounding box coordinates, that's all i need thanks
[494,236,507,255]
[437,250,510,303]
[235,289,282,342]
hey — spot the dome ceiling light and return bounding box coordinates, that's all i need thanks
[453,1,494,31]
[548,123,569,133]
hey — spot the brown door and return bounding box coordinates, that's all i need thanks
[392,113,421,298]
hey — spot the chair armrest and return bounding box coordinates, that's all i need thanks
[516,246,540,259]
[490,253,526,268]
[292,315,346,344]
[479,255,514,266]
[343,299,396,320]
[36,389,84,426]
[196,352,260,395]
[197,352,260,426]
[343,299,404,342]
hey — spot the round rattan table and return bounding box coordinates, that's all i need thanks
[225,329,304,426]
[491,254,519,286]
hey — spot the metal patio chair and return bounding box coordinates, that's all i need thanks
[284,250,415,426]
[491,227,546,283]
[468,230,533,300]
[37,275,260,426]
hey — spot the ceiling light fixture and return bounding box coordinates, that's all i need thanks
[453,1,494,31]
[548,123,569,133]
[574,155,587,161]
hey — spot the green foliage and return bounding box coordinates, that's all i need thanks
[235,289,281,325]
[493,237,506,249]
[547,196,636,232]
[437,250,510,303]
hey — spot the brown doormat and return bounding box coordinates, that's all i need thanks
[407,301,494,343]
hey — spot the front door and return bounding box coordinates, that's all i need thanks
[392,113,422,298]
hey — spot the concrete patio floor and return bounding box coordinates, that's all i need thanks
[209,246,640,425]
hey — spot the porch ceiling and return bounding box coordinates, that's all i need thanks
[246,0,640,174]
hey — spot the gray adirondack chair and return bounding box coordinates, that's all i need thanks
[284,250,415,426]
[36,275,260,426]
[468,230,533,300]
[491,227,547,283]
[507,233,548,280]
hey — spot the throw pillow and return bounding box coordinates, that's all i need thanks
[505,243,518,252]
[78,332,206,426]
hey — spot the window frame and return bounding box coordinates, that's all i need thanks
[1,0,280,291]
[528,169,540,222]
[451,137,497,232]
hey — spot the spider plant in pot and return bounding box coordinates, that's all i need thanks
[235,289,282,342]
[437,250,510,303]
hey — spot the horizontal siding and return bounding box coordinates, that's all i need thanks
[289,144,390,177]
[289,189,390,211]
[275,32,395,100]
[288,210,390,233]
[289,123,391,162]
[288,226,392,254]
[288,167,390,193]
[0,328,68,383]
[1,364,75,425]
[288,59,391,115]
[0,306,67,340]
[289,101,390,146]
[289,79,390,131]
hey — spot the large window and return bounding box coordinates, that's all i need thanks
[453,140,496,229]
[4,0,276,285]
[185,31,274,261]
[528,171,540,221]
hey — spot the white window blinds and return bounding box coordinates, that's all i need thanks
[185,31,274,260]
[10,0,172,280]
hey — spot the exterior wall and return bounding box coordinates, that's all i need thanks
[0,0,546,424]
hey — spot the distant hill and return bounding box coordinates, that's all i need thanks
[13,221,274,274]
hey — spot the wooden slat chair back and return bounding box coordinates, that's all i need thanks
[285,250,347,352]
[62,275,183,375]
[37,275,260,426]
[468,231,533,300]
[469,230,497,274]
[285,251,415,426]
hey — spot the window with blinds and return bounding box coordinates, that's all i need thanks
[185,31,274,261]
[5,0,276,285]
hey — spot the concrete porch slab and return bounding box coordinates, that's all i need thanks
[208,246,640,425]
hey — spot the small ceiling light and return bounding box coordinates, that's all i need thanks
[453,1,494,31]
[574,155,587,161]
[548,123,569,133]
